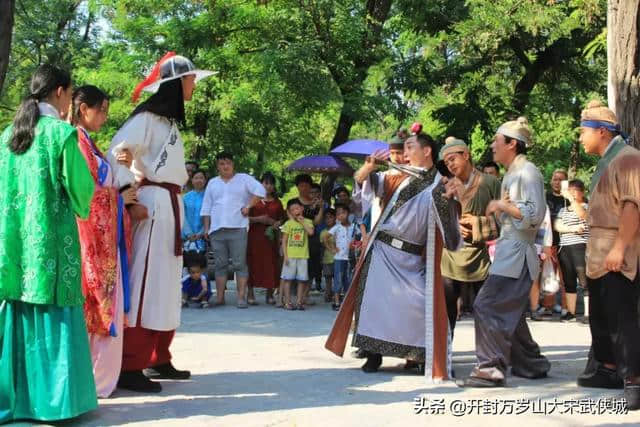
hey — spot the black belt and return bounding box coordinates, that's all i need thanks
[377,231,424,256]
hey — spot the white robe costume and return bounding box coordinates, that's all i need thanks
[108,112,188,331]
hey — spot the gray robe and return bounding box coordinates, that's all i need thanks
[352,167,461,380]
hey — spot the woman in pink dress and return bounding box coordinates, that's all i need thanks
[71,86,136,397]
[247,172,285,304]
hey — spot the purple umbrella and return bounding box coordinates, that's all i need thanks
[285,155,355,176]
[330,139,388,158]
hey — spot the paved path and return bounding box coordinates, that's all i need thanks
[13,287,640,426]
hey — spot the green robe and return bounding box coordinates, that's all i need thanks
[0,116,94,306]
[0,114,97,423]
[441,171,501,282]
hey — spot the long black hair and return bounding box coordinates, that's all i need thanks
[129,78,185,125]
[260,171,278,197]
[9,64,71,154]
[71,85,109,126]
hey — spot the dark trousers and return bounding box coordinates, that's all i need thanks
[443,277,483,336]
[474,266,549,376]
[588,272,640,378]
[558,244,586,294]
[122,326,175,371]
[308,234,323,287]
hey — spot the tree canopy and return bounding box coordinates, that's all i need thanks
[0,0,609,185]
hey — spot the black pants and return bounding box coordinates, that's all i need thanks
[443,277,483,337]
[558,244,586,294]
[308,234,323,287]
[588,272,640,378]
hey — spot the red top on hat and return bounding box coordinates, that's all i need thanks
[132,51,177,103]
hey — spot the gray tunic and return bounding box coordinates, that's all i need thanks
[489,155,546,280]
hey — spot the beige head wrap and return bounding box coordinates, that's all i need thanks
[496,116,532,147]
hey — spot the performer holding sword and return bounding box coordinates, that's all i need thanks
[326,124,462,380]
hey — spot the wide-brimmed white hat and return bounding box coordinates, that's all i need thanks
[132,52,216,102]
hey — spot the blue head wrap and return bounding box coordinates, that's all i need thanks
[580,120,628,140]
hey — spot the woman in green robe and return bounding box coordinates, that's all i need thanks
[0,65,97,422]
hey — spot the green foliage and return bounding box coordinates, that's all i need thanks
[583,28,607,59]
[0,0,609,183]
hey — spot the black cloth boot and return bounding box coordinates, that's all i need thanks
[404,360,419,371]
[624,382,640,411]
[144,362,191,380]
[118,370,162,393]
[361,353,382,373]
[577,365,623,389]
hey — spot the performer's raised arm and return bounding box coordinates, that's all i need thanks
[354,149,386,184]
[353,149,389,217]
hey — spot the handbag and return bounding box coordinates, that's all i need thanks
[541,258,560,295]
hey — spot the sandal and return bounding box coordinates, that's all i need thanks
[297,303,306,311]
[200,301,210,309]
[284,303,296,311]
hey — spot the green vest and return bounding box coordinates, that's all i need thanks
[0,116,93,306]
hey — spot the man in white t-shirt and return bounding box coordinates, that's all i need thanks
[201,152,266,308]
[329,204,356,310]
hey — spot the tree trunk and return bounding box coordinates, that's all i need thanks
[320,174,335,204]
[511,35,590,115]
[329,109,355,150]
[569,138,580,178]
[321,107,355,200]
[608,0,640,146]
[0,0,15,96]
[256,146,265,176]
[82,12,93,43]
